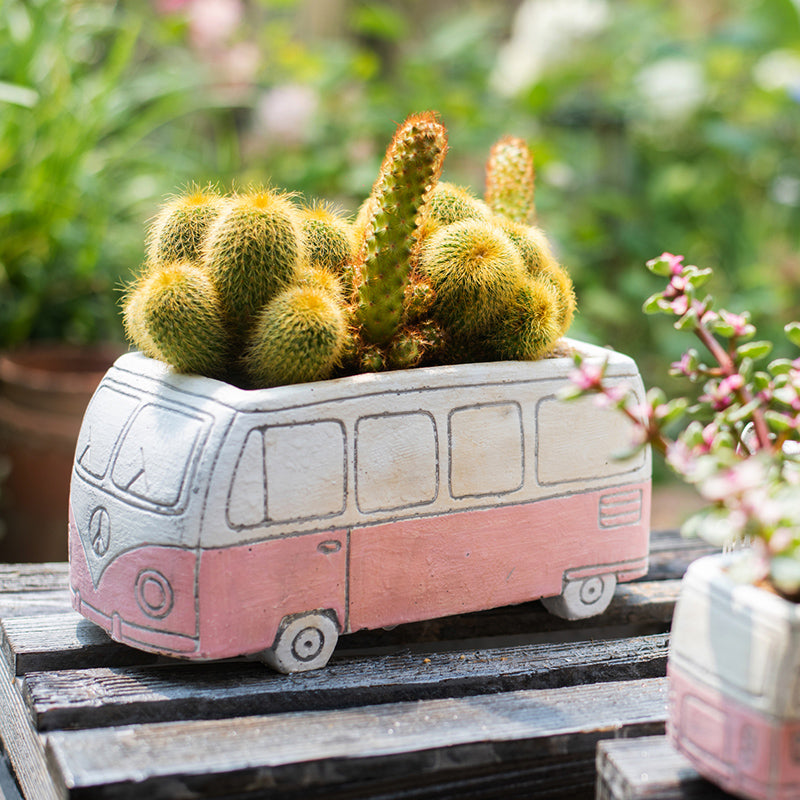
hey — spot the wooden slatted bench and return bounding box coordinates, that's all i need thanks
[0,530,716,800]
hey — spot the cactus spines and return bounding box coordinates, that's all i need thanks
[203,189,303,336]
[355,112,448,346]
[242,284,348,387]
[124,261,229,376]
[121,278,161,360]
[488,276,561,361]
[499,219,575,335]
[402,275,436,324]
[485,135,535,224]
[296,265,345,302]
[145,186,226,267]
[300,203,356,275]
[421,182,492,230]
[419,218,527,339]
[358,343,385,373]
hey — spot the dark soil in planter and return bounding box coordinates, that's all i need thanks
[0,343,122,562]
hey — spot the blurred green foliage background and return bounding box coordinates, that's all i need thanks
[3,0,800,397]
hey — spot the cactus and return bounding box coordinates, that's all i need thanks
[418,218,527,340]
[124,261,229,376]
[145,186,227,267]
[402,275,436,324]
[243,284,348,387]
[296,265,345,301]
[203,189,303,338]
[421,182,492,231]
[487,276,561,361]
[355,112,448,346]
[300,203,356,275]
[485,136,535,225]
[498,218,576,335]
[121,279,161,361]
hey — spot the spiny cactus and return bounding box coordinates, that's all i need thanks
[355,112,448,346]
[300,203,355,275]
[487,276,561,361]
[203,189,303,338]
[496,218,576,334]
[243,284,348,387]
[296,265,345,301]
[485,136,535,225]
[145,186,227,267]
[124,261,229,377]
[421,182,492,232]
[418,218,527,340]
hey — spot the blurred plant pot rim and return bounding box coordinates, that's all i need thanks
[0,342,123,562]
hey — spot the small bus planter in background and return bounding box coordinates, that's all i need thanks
[69,338,651,672]
[569,252,800,800]
[668,553,800,800]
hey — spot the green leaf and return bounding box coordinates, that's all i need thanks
[736,340,772,361]
[674,307,699,331]
[642,293,665,314]
[765,409,795,432]
[769,358,794,376]
[785,322,800,348]
[686,267,713,288]
[645,255,672,276]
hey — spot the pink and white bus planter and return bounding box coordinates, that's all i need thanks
[68,337,651,673]
[668,553,800,800]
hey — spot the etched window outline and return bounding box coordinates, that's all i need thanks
[354,410,439,514]
[110,402,208,510]
[76,385,140,480]
[535,393,646,486]
[447,401,524,499]
[226,419,348,529]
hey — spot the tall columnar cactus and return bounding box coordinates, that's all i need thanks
[243,284,348,387]
[202,190,304,338]
[485,136,535,225]
[418,218,527,341]
[355,112,448,346]
[145,187,227,267]
[300,203,355,276]
[123,261,229,377]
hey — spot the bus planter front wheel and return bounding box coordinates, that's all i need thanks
[260,611,340,674]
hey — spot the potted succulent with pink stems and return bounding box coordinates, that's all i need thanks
[566,251,800,800]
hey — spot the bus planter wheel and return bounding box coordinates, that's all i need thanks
[259,611,339,673]
[541,573,617,620]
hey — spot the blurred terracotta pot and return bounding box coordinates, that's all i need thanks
[0,344,122,562]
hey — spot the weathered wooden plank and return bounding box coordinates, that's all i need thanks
[596,736,731,800]
[1,580,680,681]
[0,592,73,621]
[0,657,60,800]
[23,632,669,732]
[1,614,158,678]
[0,751,24,800]
[0,565,69,594]
[643,531,718,582]
[44,677,668,800]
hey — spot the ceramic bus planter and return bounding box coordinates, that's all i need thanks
[68,337,652,672]
[668,553,800,800]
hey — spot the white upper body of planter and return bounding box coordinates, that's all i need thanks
[68,337,652,671]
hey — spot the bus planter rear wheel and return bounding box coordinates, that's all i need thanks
[260,611,339,673]
[541,573,617,620]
